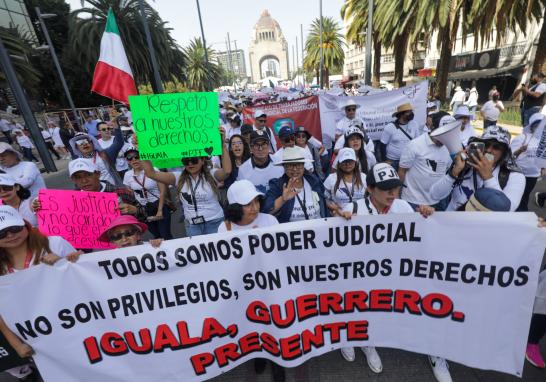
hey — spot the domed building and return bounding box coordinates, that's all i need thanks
[248,10,289,83]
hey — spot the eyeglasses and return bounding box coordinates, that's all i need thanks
[0,185,14,192]
[0,225,24,240]
[256,118,267,123]
[346,107,357,112]
[76,139,90,145]
[108,229,139,242]
[126,154,140,161]
[100,128,113,132]
[182,157,200,166]
[252,142,268,149]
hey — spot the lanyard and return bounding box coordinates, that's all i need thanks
[7,250,33,274]
[294,185,309,220]
[133,173,148,199]
[364,197,390,215]
[341,176,355,203]
[92,152,97,164]
[189,176,202,214]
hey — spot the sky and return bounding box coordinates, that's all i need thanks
[67,0,346,74]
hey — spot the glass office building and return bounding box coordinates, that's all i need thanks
[0,0,37,42]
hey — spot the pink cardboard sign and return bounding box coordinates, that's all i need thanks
[37,189,120,249]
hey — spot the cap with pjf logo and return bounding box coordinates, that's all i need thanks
[366,163,404,190]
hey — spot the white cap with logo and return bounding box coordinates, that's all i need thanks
[0,205,25,231]
[367,163,404,190]
[332,147,357,169]
[227,180,263,205]
[69,158,97,176]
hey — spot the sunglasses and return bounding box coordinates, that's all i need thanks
[182,157,200,166]
[346,107,357,112]
[76,139,90,145]
[126,154,140,161]
[0,185,14,192]
[484,141,506,151]
[100,128,113,132]
[108,229,139,242]
[0,225,24,240]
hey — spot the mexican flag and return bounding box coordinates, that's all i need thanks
[91,8,137,104]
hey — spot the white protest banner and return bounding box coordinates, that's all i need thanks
[0,212,543,381]
[319,80,428,141]
[533,117,546,168]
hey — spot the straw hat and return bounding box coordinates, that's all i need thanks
[392,102,413,117]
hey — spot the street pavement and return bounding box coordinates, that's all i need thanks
[0,156,544,381]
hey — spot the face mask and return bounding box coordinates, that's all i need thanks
[406,112,415,121]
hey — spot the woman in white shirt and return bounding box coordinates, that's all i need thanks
[480,92,504,129]
[218,180,278,232]
[97,123,131,177]
[47,122,69,159]
[0,174,36,226]
[324,148,366,216]
[123,149,172,239]
[511,113,544,211]
[14,130,38,162]
[142,130,232,236]
[0,206,79,374]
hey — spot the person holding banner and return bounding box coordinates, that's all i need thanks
[122,149,173,240]
[217,180,278,232]
[323,147,367,216]
[142,138,232,236]
[0,174,36,227]
[430,126,525,211]
[0,205,79,379]
[0,142,45,199]
[379,103,420,169]
[264,146,326,223]
[511,113,545,211]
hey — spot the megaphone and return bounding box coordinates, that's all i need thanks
[430,120,463,158]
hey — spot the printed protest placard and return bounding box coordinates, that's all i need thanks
[0,213,544,381]
[37,190,120,249]
[129,93,221,167]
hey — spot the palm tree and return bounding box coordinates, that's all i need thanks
[304,17,345,88]
[68,0,186,91]
[0,27,41,92]
[183,38,222,91]
[341,0,382,86]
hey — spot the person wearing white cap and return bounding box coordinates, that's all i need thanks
[398,112,454,211]
[252,110,277,153]
[510,112,545,211]
[335,99,365,143]
[217,180,278,232]
[323,147,367,215]
[379,102,420,168]
[334,119,375,156]
[340,125,376,173]
[449,85,466,112]
[339,163,436,378]
[0,205,79,372]
[263,146,326,223]
[0,174,36,226]
[453,105,477,146]
[430,126,525,211]
[0,142,45,198]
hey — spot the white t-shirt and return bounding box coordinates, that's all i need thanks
[289,179,321,222]
[399,134,452,205]
[41,130,53,141]
[49,127,64,147]
[89,154,115,185]
[217,213,279,233]
[380,121,421,161]
[98,138,130,171]
[1,161,46,198]
[173,171,224,222]
[335,116,366,136]
[531,83,546,95]
[323,172,367,209]
[2,236,75,273]
[466,88,479,107]
[123,169,161,205]
[481,100,503,121]
[18,198,37,227]
[16,135,33,149]
[343,198,414,215]
[272,147,314,172]
[237,157,284,193]
[451,90,466,104]
[511,133,541,177]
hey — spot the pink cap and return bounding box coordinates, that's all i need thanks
[98,215,148,242]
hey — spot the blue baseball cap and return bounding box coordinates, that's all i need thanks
[278,125,294,138]
[465,188,511,212]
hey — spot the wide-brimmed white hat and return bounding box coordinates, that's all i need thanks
[275,146,314,166]
[69,158,97,176]
[0,205,25,231]
[227,180,264,205]
[332,147,357,169]
[340,99,360,111]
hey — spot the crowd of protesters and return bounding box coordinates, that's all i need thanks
[0,74,545,382]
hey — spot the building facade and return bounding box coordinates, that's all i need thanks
[0,0,37,42]
[216,49,248,79]
[248,9,289,83]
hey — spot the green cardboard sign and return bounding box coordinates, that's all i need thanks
[129,92,221,167]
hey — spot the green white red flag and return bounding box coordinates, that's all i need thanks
[91,8,137,104]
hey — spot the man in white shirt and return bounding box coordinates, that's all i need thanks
[466,82,479,117]
[0,142,45,198]
[252,110,277,153]
[449,86,466,111]
[237,130,283,193]
[430,126,525,211]
[379,102,420,169]
[480,92,504,129]
[398,113,454,210]
[513,72,546,126]
[335,99,364,143]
